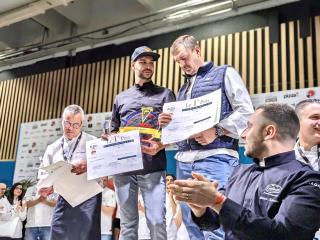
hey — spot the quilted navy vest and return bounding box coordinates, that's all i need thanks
[176,62,239,151]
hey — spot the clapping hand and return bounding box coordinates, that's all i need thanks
[71,159,87,175]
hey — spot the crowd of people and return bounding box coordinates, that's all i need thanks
[0,175,191,240]
[0,34,320,240]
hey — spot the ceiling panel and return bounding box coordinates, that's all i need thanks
[0,0,302,68]
[0,0,35,14]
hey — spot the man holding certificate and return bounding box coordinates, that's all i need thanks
[159,35,254,240]
[103,46,175,240]
[38,105,102,240]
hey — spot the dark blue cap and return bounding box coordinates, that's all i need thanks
[131,46,160,62]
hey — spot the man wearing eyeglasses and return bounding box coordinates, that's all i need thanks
[0,183,12,222]
[38,105,101,240]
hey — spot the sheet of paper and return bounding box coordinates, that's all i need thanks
[38,161,102,207]
[53,172,102,207]
[37,161,69,188]
[86,130,143,180]
[161,89,222,144]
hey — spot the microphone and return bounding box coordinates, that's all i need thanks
[103,120,112,135]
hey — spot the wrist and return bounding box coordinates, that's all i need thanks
[215,126,224,137]
[212,193,226,207]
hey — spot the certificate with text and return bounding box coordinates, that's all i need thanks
[38,161,103,207]
[161,89,221,144]
[86,130,143,180]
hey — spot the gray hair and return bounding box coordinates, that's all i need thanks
[62,105,85,121]
[171,35,200,56]
[295,99,320,119]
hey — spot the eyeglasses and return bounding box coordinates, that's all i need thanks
[15,187,23,190]
[0,188,6,191]
[63,120,82,129]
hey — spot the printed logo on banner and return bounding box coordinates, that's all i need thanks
[307,89,315,98]
[283,92,299,99]
[265,95,277,103]
[26,162,33,168]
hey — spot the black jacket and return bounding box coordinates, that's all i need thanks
[193,151,320,240]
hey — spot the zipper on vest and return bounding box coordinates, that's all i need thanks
[187,138,192,150]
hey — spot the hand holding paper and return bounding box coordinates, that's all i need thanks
[38,161,102,207]
[71,159,87,175]
[141,138,164,156]
[191,127,217,145]
[161,89,221,144]
[86,130,143,179]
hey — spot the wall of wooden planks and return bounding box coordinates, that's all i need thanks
[0,16,319,160]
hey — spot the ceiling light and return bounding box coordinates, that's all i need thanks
[164,0,234,22]
[158,0,216,13]
[192,0,233,14]
[204,7,233,17]
[164,10,192,20]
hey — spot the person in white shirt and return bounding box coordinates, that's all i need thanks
[165,174,190,240]
[112,204,121,240]
[100,177,116,240]
[0,182,16,240]
[166,174,180,240]
[295,99,320,171]
[38,105,101,240]
[4,183,27,240]
[0,183,11,221]
[295,99,320,239]
[23,185,58,240]
[159,35,253,240]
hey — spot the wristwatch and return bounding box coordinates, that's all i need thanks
[215,126,224,137]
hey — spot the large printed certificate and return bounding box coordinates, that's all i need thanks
[161,89,221,144]
[86,130,143,180]
[38,161,103,207]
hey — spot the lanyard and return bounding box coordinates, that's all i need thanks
[297,144,320,170]
[61,132,82,162]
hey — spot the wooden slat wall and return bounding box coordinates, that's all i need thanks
[0,16,320,160]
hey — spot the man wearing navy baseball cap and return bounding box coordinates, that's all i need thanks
[131,46,160,62]
[102,46,175,239]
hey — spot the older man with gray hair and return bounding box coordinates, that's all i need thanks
[0,183,11,221]
[38,105,101,240]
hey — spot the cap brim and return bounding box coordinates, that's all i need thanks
[133,52,160,61]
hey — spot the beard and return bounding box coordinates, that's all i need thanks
[138,70,153,81]
[244,134,267,159]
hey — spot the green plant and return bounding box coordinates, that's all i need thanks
[18,178,37,190]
